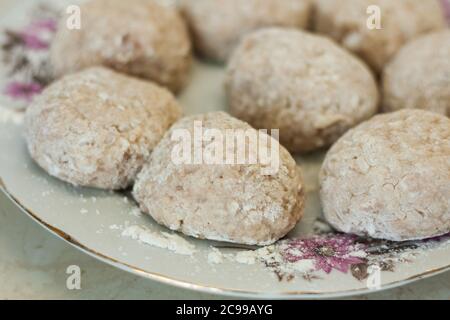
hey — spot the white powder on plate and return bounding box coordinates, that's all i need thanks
[206,245,316,275]
[207,247,225,264]
[0,107,24,125]
[289,259,315,273]
[235,250,258,265]
[122,225,196,256]
[128,207,142,217]
[349,250,367,258]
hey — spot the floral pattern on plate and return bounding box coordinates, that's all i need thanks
[0,3,59,108]
[210,216,450,283]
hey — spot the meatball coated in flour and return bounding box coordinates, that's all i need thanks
[314,0,446,73]
[180,0,312,62]
[226,28,379,153]
[133,112,305,246]
[383,30,450,116]
[25,67,182,190]
[51,0,192,93]
[320,110,450,241]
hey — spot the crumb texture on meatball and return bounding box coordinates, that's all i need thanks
[320,110,450,241]
[180,0,312,62]
[383,30,450,116]
[51,0,192,92]
[25,67,182,190]
[133,112,305,245]
[314,0,446,72]
[226,28,379,153]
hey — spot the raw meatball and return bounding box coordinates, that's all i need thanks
[320,110,450,241]
[25,67,182,190]
[50,0,192,93]
[314,0,446,73]
[383,30,450,116]
[180,0,312,62]
[133,112,305,245]
[226,28,379,153]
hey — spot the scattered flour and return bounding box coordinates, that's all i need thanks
[312,219,333,234]
[206,245,316,276]
[128,207,142,217]
[349,250,367,258]
[289,259,315,273]
[0,107,24,125]
[235,250,258,265]
[207,248,227,264]
[122,225,196,256]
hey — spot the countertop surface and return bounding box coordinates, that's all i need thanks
[0,191,449,300]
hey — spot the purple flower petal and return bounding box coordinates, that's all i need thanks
[19,32,49,50]
[282,234,367,274]
[29,19,57,32]
[442,0,450,24]
[14,19,57,50]
[4,82,43,101]
[329,257,350,273]
[314,258,333,274]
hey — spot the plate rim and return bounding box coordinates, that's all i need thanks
[1,0,450,300]
[2,177,449,299]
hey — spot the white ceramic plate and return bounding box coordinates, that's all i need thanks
[1,0,449,299]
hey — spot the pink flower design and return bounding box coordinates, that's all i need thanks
[283,234,366,274]
[4,82,43,101]
[28,19,58,32]
[442,0,450,24]
[19,32,49,50]
[17,18,57,50]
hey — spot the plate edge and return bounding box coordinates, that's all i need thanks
[1,177,449,299]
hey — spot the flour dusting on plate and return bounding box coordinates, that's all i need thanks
[122,225,196,256]
[0,106,23,124]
